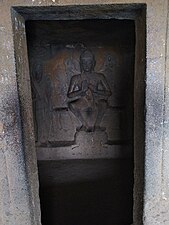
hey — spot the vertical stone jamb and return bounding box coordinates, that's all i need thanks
[11,9,41,225]
[144,0,169,224]
[160,0,169,224]
[133,7,146,225]
[0,4,35,225]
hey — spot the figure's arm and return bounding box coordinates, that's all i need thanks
[67,76,88,98]
[94,74,112,97]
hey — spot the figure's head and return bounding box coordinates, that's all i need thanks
[80,49,96,73]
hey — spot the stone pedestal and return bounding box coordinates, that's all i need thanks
[37,130,132,160]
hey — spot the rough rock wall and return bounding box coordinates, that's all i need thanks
[0,1,168,225]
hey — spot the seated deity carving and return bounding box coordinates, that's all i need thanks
[67,49,112,132]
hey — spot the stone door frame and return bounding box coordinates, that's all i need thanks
[0,1,168,225]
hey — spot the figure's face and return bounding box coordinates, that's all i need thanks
[81,57,94,72]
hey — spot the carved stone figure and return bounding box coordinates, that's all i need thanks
[67,49,112,132]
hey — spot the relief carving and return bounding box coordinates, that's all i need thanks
[67,49,112,132]
[31,47,128,150]
[31,63,52,146]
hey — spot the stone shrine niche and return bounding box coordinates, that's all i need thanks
[26,19,135,159]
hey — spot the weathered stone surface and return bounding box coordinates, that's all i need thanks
[0,0,168,225]
[38,159,134,225]
[25,20,134,164]
[37,130,132,160]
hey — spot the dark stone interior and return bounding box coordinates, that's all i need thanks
[38,159,133,225]
[26,19,135,225]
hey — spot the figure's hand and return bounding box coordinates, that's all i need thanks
[88,83,95,91]
[82,80,88,92]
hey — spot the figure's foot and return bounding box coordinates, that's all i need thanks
[95,126,106,131]
[77,125,95,132]
[86,126,95,132]
[77,125,86,132]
